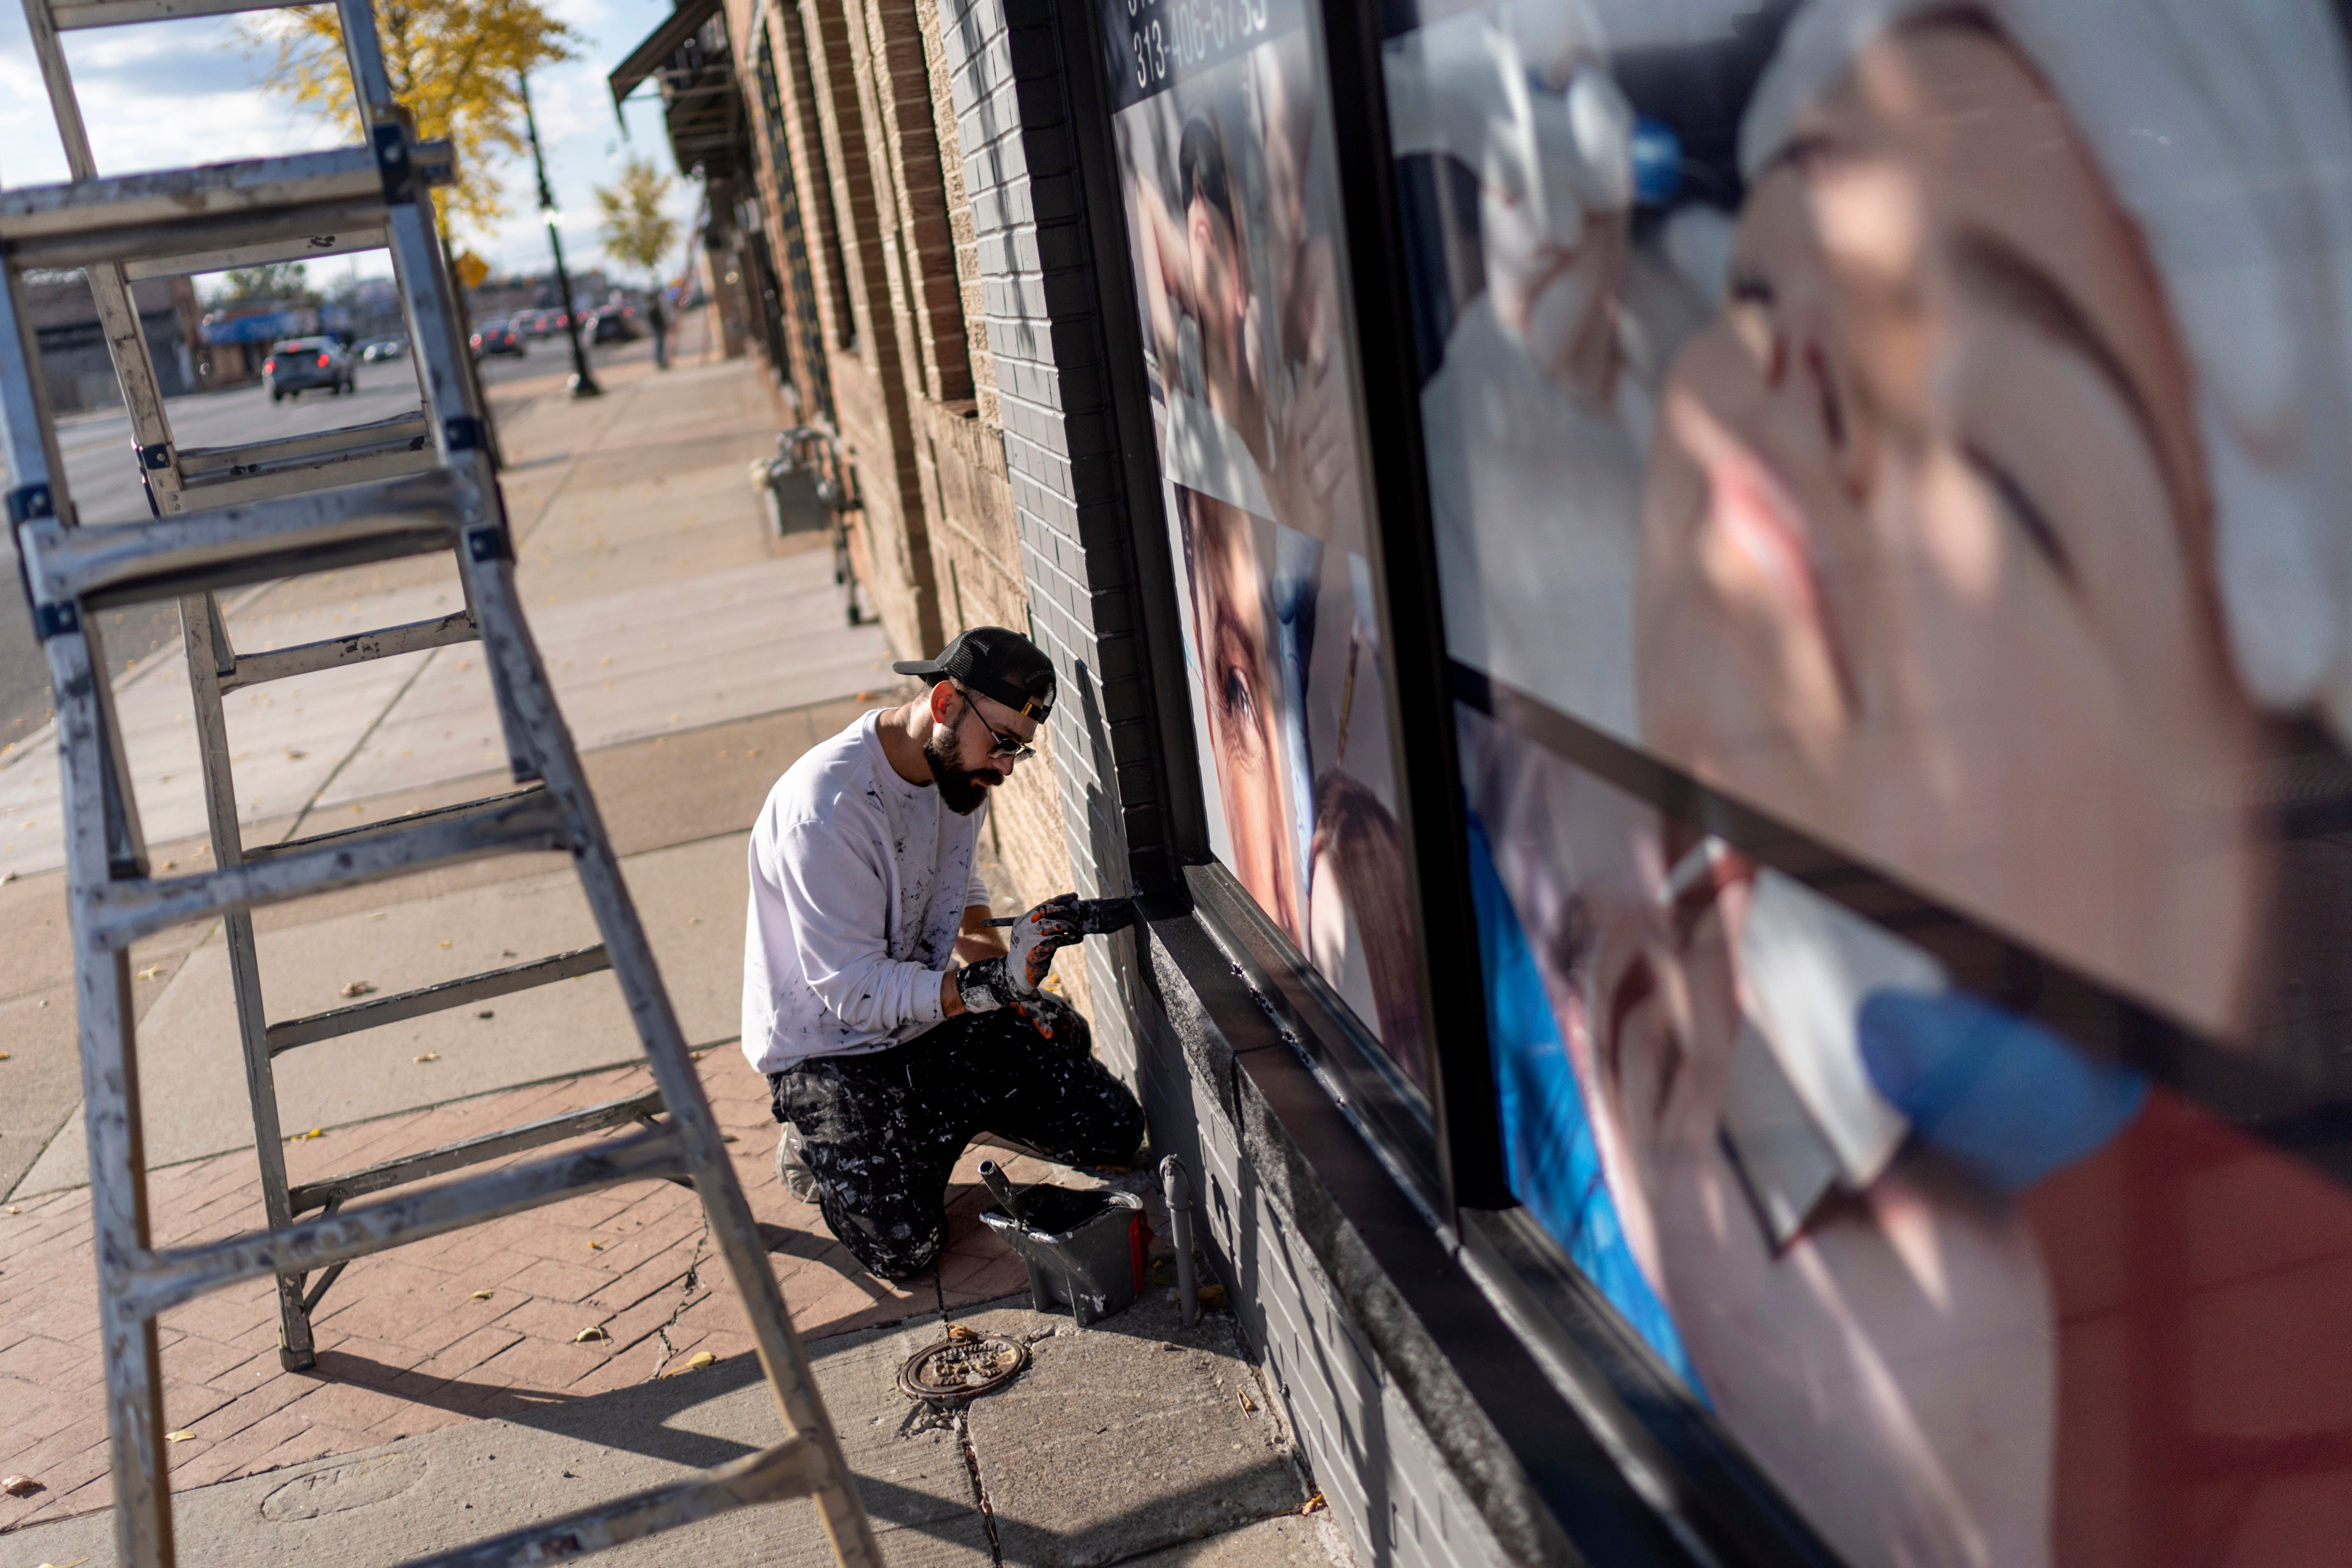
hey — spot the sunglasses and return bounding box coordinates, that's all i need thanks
[954,688,1037,761]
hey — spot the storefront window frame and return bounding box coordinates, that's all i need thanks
[1063,0,1506,1225]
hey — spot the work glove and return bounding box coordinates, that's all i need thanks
[1007,893,1083,990]
[954,894,1082,1025]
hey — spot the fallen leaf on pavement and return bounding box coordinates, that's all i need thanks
[574,1326,608,1342]
[36,1557,89,1567]
[1237,1389,1257,1413]
[946,1324,977,1343]
[1299,1492,1326,1515]
[339,981,375,998]
[476,1010,495,1020]
[164,1431,194,1443]
[472,1290,494,1300]
[664,1350,719,1376]
[136,966,162,980]
[1196,1283,1229,1312]
[588,1240,604,1250]
[414,1053,440,1063]
[290,1128,324,1141]
[438,940,452,949]
[4,1474,44,1497]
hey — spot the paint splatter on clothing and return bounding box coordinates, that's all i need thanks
[742,710,992,1074]
[768,998,1146,1279]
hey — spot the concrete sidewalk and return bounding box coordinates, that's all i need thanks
[0,325,1345,1568]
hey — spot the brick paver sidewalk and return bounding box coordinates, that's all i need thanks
[0,1048,1058,1532]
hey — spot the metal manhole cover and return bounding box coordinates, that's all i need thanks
[898,1332,1029,1401]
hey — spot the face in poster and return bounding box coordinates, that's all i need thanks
[1387,0,2352,1562]
[1108,0,1427,1083]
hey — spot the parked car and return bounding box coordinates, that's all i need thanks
[516,310,556,338]
[586,305,640,344]
[357,334,408,361]
[470,320,524,358]
[262,337,356,401]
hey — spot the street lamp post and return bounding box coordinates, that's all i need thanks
[520,69,600,398]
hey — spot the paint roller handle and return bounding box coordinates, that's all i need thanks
[976,1159,1025,1224]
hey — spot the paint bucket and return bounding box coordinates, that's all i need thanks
[978,1187,1152,1328]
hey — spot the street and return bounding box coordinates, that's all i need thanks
[0,337,599,749]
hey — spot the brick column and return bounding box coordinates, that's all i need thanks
[934,0,1182,1075]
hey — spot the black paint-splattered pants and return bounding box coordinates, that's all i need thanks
[766,1001,1146,1280]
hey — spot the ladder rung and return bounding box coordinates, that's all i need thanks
[20,467,461,611]
[52,0,329,31]
[123,1124,686,1319]
[224,608,477,692]
[179,412,439,508]
[0,145,453,270]
[179,408,429,479]
[289,1086,663,1213]
[122,222,387,281]
[89,787,572,948]
[243,784,551,864]
[183,443,441,509]
[267,943,613,1056]
[393,1438,826,1568]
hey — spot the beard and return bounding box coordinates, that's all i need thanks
[923,725,1003,815]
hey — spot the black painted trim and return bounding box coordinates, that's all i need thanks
[1189,861,1444,1215]
[1312,0,1509,1211]
[1458,1207,1844,1568]
[1054,0,1209,895]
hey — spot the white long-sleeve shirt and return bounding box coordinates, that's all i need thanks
[740,711,990,1074]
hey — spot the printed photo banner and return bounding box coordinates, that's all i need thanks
[1100,0,1431,1088]
[1380,0,2352,1562]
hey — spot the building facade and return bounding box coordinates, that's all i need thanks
[31,272,201,414]
[617,1,2352,1563]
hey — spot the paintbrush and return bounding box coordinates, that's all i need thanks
[980,896,1138,934]
[979,896,1137,934]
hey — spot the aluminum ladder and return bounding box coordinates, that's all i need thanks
[0,2,881,1564]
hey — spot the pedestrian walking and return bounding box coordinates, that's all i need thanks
[650,292,670,369]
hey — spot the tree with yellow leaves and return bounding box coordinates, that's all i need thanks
[243,0,581,234]
[593,157,680,285]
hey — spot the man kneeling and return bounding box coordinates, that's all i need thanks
[742,627,1145,1278]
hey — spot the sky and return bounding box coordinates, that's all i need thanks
[0,0,704,292]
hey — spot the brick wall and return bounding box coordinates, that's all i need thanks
[729,0,1075,935]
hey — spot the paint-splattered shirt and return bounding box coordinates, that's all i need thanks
[741,711,991,1073]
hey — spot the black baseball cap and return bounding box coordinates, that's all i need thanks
[894,626,1058,722]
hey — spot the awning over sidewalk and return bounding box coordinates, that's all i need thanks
[608,0,746,186]
[607,0,720,104]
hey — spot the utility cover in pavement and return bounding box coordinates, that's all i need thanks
[898,1332,1029,1401]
